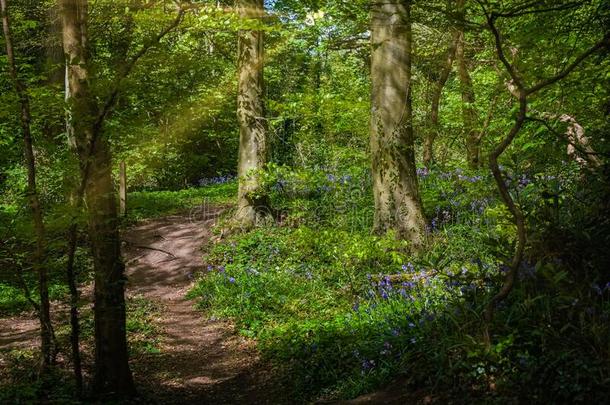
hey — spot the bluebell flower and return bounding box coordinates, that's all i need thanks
[361,359,375,371]
[592,283,602,295]
[228,277,236,283]
[416,167,429,178]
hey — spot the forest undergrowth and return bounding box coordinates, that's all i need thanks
[188,156,610,402]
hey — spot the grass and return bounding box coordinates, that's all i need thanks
[0,295,162,403]
[187,166,610,402]
[2,170,609,403]
[125,181,237,222]
[0,181,237,316]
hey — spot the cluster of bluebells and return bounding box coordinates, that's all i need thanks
[504,172,532,190]
[591,282,610,296]
[271,172,356,195]
[469,197,491,215]
[427,194,493,233]
[428,206,452,232]
[326,173,353,185]
[424,167,483,183]
[198,175,235,186]
[416,167,430,179]
[363,263,438,302]
[206,264,236,284]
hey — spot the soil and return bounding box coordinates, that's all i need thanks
[0,207,287,404]
[0,207,417,404]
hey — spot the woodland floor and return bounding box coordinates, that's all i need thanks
[0,207,418,404]
[0,207,286,404]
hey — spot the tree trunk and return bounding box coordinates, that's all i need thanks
[1,0,55,371]
[423,31,459,168]
[370,0,426,246]
[456,25,479,169]
[59,0,135,397]
[235,0,270,228]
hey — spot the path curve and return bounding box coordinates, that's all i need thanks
[1,207,285,404]
[124,207,283,404]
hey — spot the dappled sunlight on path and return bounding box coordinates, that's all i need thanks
[124,208,286,404]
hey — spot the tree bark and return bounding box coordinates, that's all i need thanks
[1,0,55,371]
[423,31,459,168]
[370,0,426,246]
[235,0,270,228]
[59,0,135,397]
[456,24,479,169]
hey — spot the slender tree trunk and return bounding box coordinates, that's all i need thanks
[423,31,459,168]
[456,23,479,169]
[64,49,84,397]
[65,220,83,395]
[235,0,270,228]
[59,0,135,397]
[1,0,55,371]
[370,0,426,246]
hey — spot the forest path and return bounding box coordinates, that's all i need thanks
[0,207,283,403]
[123,207,282,404]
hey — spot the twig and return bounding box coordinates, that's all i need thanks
[122,241,177,259]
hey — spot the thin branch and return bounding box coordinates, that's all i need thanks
[479,0,608,344]
[475,94,499,142]
[526,33,610,95]
[94,5,186,131]
[122,241,177,259]
[494,1,585,18]
[526,115,610,158]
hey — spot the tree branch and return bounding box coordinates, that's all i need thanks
[526,33,610,95]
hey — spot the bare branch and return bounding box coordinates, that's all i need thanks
[526,34,610,95]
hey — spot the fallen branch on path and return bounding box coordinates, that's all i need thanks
[122,240,177,259]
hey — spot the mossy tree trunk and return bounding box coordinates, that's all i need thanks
[59,0,135,397]
[235,0,270,228]
[370,0,426,246]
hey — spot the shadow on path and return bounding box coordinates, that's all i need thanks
[123,208,287,404]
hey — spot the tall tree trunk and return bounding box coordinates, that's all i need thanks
[235,0,270,228]
[423,31,459,168]
[59,0,135,397]
[370,0,426,246]
[1,0,55,371]
[456,23,479,169]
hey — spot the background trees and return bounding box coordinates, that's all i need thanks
[1,0,609,402]
[1,0,54,371]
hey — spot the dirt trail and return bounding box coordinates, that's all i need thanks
[1,208,285,404]
[124,208,283,404]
